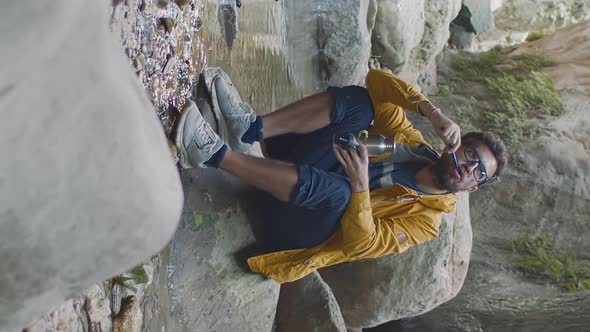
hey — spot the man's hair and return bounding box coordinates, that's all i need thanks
[461,132,508,180]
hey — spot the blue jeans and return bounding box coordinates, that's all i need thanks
[261,86,374,252]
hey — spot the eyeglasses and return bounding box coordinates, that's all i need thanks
[463,146,490,184]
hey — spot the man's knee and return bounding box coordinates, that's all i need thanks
[326,86,374,130]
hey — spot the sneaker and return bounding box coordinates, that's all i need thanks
[202,67,256,152]
[175,100,224,169]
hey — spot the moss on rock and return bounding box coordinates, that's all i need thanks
[445,47,565,159]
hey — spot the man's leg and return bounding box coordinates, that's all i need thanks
[219,150,298,203]
[176,96,353,252]
[261,92,334,138]
[264,86,375,170]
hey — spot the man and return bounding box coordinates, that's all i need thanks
[175,68,507,283]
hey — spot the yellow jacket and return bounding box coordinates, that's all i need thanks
[247,69,458,283]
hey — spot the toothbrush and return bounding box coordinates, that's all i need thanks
[451,152,461,174]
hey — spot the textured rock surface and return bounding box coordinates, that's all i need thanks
[24,284,112,332]
[371,0,426,76]
[168,144,279,331]
[319,193,471,329]
[463,0,495,34]
[283,0,372,90]
[371,0,462,84]
[275,272,346,332]
[474,0,590,51]
[398,21,590,332]
[0,1,183,330]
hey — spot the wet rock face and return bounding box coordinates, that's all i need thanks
[1,0,183,330]
[283,0,372,90]
[111,0,205,135]
[370,0,462,83]
[217,0,239,49]
[24,284,112,332]
[275,272,346,332]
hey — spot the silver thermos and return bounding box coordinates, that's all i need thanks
[333,130,396,156]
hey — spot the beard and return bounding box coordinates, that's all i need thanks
[431,156,459,192]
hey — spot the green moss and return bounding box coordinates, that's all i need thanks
[112,265,149,293]
[434,83,456,96]
[450,47,502,83]
[190,211,217,231]
[454,96,480,134]
[512,234,590,291]
[448,47,565,158]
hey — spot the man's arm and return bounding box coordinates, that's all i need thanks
[365,69,461,152]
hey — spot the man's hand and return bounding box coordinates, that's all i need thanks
[429,110,461,153]
[333,144,369,192]
[419,101,461,153]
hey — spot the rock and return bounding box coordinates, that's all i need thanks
[371,0,426,73]
[319,193,472,329]
[0,1,183,330]
[275,272,346,332]
[83,285,112,329]
[157,0,169,9]
[449,25,476,49]
[174,0,190,7]
[166,69,279,331]
[283,0,371,90]
[218,1,239,49]
[463,0,495,34]
[371,0,462,84]
[113,295,141,332]
[160,17,176,33]
[474,0,590,51]
[24,284,112,332]
[133,53,146,70]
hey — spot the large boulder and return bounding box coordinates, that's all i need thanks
[474,0,590,51]
[371,0,462,84]
[371,0,426,75]
[283,0,372,90]
[275,271,346,332]
[168,158,279,331]
[463,0,495,34]
[0,1,183,330]
[24,284,112,332]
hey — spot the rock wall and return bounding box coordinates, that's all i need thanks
[371,0,462,86]
[283,0,372,90]
[167,149,279,331]
[281,0,463,90]
[0,1,183,331]
[474,0,590,51]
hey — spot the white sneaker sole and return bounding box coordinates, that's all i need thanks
[175,102,195,169]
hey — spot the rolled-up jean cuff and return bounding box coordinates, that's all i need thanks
[289,164,311,205]
[326,86,346,124]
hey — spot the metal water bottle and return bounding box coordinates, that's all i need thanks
[333,130,396,156]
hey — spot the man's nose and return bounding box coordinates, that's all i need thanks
[465,160,479,173]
